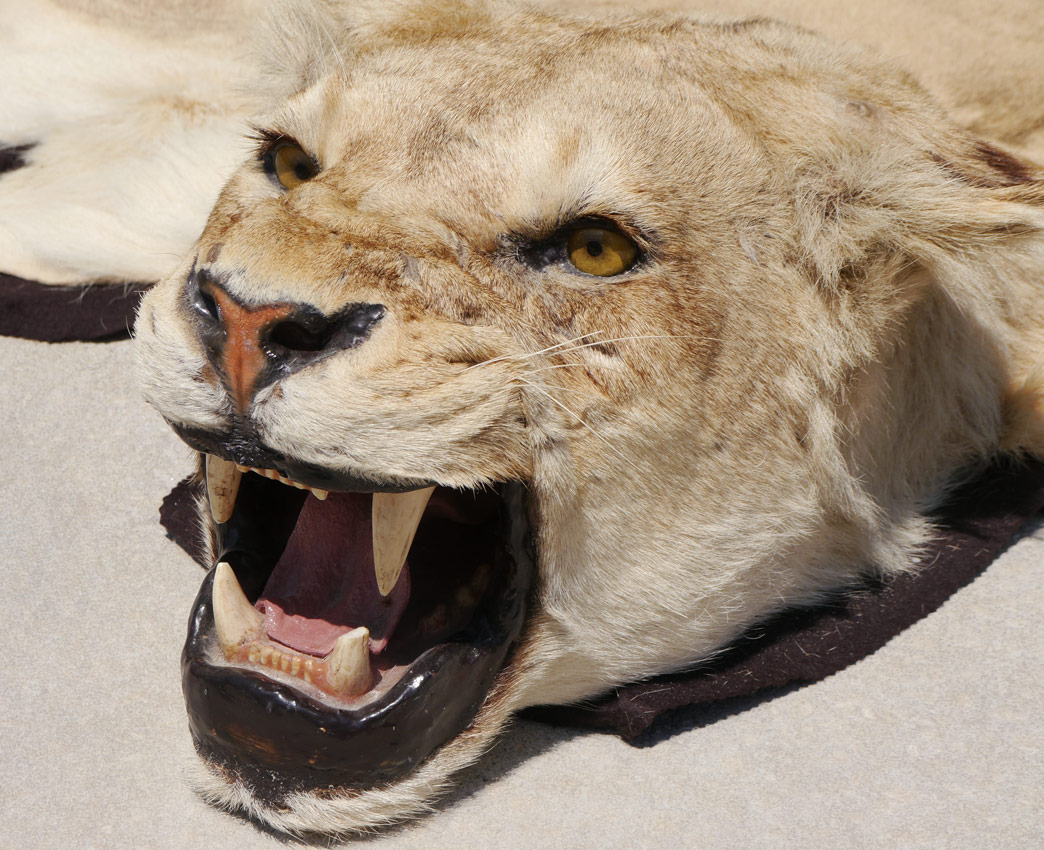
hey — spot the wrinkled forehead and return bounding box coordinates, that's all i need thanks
[268,21,761,234]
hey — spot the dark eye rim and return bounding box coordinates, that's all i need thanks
[514,215,649,278]
[253,130,320,189]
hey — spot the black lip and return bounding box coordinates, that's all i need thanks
[181,482,533,804]
[174,423,438,493]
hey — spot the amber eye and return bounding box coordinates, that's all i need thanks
[566,227,638,276]
[269,141,319,189]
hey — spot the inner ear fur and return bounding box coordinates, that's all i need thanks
[796,130,1044,461]
[793,132,1044,285]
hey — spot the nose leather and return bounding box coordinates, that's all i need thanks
[204,284,295,414]
[188,268,386,415]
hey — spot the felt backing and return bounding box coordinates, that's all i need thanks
[0,274,148,342]
[0,145,149,343]
[158,459,1044,741]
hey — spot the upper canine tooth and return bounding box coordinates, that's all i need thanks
[325,626,371,697]
[206,455,241,524]
[212,561,264,655]
[311,487,329,501]
[372,486,435,596]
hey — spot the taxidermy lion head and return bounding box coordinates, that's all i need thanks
[135,0,1044,834]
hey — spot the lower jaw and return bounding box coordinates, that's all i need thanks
[181,482,534,804]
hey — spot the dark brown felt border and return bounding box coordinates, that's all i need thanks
[525,459,1044,738]
[0,274,148,342]
[158,458,1044,741]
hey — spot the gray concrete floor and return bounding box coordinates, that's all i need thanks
[2,335,1041,849]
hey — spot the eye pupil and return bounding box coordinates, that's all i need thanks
[565,226,638,277]
[267,141,318,189]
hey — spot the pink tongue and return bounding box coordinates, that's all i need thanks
[256,492,410,656]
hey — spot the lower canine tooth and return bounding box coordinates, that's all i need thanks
[206,455,241,524]
[325,627,371,697]
[372,486,436,596]
[212,561,264,655]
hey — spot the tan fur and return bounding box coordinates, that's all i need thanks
[7,0,1043,837]
[4,0,1042,281]
[131,0,1044,833]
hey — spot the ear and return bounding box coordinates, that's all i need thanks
[791,128,1044,298]
[886,138,1044,458]
[920,147,1044,457]
[897,137,1044,317]
[791,117,1044,456]
[959,154,1044,458]
[908,138,1044,260]
[933,139,1041,190]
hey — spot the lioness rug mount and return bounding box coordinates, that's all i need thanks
[4,0,1044,839]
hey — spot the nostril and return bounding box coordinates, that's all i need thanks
[268,319,334,353]
[267,303,385,358]
[346,304,385,335]
[198,288,220,323]
[187,269,222,325]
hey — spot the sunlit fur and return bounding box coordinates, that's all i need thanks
[134,0,1044,833]
[8,0,1044,837]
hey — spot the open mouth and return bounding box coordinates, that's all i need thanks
[177,437,533,803]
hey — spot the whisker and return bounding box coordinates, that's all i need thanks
[309,7,349,80]
[516,378,633,467]
[552,333,722,353]
[468,332,722,371]
[466,331,606,370]
[528,362,629,376]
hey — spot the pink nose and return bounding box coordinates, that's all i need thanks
[202,283,296,414]
[188,271,386,415]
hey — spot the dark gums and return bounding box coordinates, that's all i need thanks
[181,483,534,804]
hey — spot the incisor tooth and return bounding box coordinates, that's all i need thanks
[206,455,241,524]
[212,561,264,655]
[372,486,435,596]
[325,627,371,697]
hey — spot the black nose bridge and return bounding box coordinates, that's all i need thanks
[185,265,386,404]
